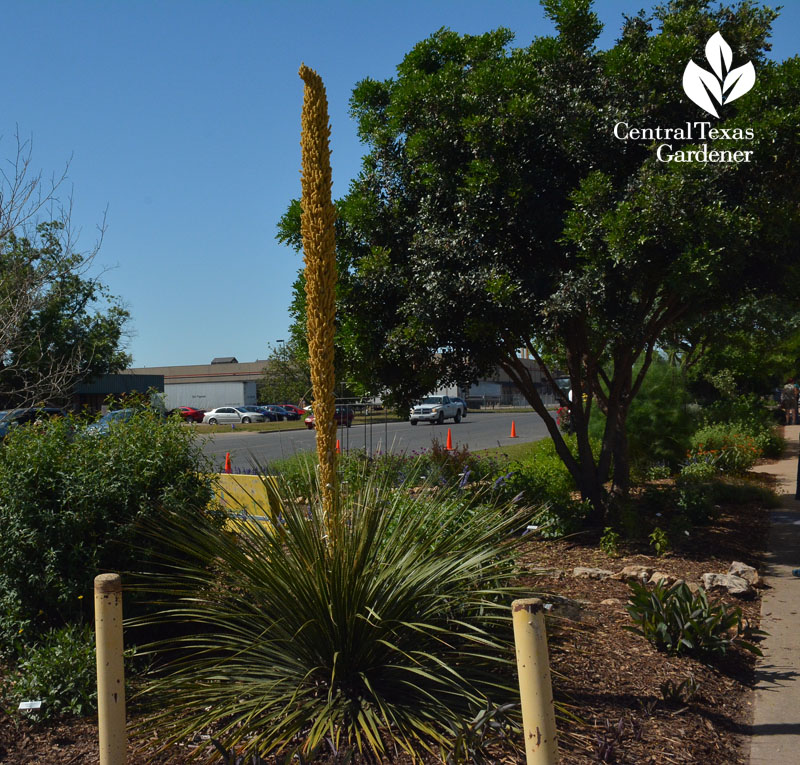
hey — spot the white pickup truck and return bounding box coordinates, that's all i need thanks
[409,395,465,425]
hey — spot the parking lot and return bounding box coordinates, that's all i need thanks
[201,410,551,471]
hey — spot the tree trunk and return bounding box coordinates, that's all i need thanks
[501,355,607,523]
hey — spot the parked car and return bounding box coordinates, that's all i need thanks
[0,407,67,440]
[304,405,354,429]
[169,406,206,423]
[85,408,137,435]
[241,405,277,422]
[263,404,299,421]
[279,404,306,417]
[202,406,266,425]
[450,397,468,418]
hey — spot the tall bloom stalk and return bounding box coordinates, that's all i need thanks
[299,64,337,517]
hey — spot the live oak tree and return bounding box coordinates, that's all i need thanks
[0,138,130,408]
[281,0,800,518]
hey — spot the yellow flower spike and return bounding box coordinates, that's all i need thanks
[299,63,338,521]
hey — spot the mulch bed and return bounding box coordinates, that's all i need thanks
[0,478,771,764]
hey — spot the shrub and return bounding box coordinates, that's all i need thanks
[133,463,528,761]
[0,410,214,650]
[625,580,761,658]
[689,424,761,473]
[679,455,718,481]
[648,527,670,557]
[660,675,698,704]
[492,436,590,538]
[701,394,785,459]
[645,463,672,481]
[6,623,96,720]
[590,358,695,471]
[600,527,621,557]
[271,443,502,499]
[676,480,715,525]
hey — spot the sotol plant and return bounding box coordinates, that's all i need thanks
[133,465,528,761]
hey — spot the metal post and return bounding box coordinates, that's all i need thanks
[512,598,559,764]
[95,573,126,764]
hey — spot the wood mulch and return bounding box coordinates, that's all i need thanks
[0,478,771,764]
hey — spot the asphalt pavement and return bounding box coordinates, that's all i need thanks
[201,410,551,471]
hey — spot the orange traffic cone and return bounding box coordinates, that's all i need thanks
[336,439,341,453]
[224,452,232,473]
[446,428,453,450]
[510,421,518,438]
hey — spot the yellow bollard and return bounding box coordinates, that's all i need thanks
[95,573,126,764]
[512,598,559,764]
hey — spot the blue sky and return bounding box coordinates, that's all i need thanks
[4,0,797,368]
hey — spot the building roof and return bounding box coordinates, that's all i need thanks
[127,360,268,385]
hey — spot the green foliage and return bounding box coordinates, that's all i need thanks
[644,463,672,481]
[648,527,670,557]
[625,581,760,658]
[6,623,96,720]
[679,456,718,482]
[257,338,312,406]
[600,527,621,557]
[0,221,130,408]
[700,394,785,459]
[590,358,696,472]
[689,424,761,473]
[271,442,502,502]
[676,480,715,525]
[134,464,527,761]
[660,675,698,705]
[495,437,591,538]
[279,2,800,511]
[706,478,781,509]
[675,296,800,400]
[0,410,213,650]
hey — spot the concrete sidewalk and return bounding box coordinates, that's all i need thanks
[749,425,800,765]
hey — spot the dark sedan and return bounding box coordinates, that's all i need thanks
[262,405,300,421]
[0,407,67,440]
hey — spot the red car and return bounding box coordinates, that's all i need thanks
[304,406,354,429]
[171,406,206,423]
[280,404,307,417]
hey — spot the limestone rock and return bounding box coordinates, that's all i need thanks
[528,567,568,580]
[542,595,597,623]
[573,567,614,580]
[728,561,761,588]
[611,565,652,583]
[600,598,622,606]
[649,571,675,587]
[701,573,754,597]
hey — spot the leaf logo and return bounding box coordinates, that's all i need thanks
[682,32,755,118]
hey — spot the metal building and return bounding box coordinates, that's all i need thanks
[126,359,267,410]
